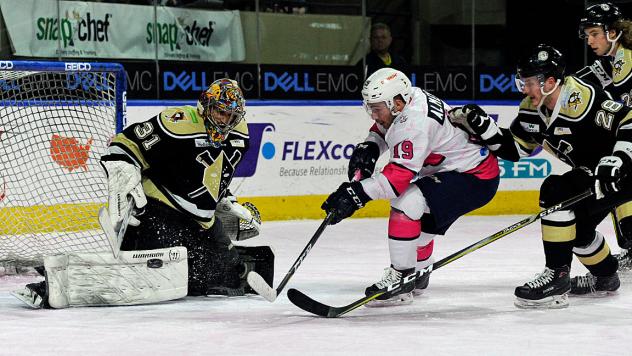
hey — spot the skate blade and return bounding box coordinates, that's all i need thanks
[10,289,43,309]
[412,288,426,297]
[569,290,619,298]
[366,292,413,307]
[514,294,569,309]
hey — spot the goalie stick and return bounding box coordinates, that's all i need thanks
[247,212,334,302]
[98,196,134,258]
[287,189,594,317]
[248,170,362,302]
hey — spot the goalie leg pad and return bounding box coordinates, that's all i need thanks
[44,247,188,308]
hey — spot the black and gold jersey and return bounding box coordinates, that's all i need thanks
[106,105,249,228]
[510,76,632,169]
[577,46,632,107]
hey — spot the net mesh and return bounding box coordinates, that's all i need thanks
[0,69,118,268]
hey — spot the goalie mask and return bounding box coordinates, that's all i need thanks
[361,68,412,116]
[197,79,246,145]
[515,44,566,95]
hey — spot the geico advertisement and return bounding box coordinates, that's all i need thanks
[126,104,569,196]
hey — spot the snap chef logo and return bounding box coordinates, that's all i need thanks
[146,19,215,51]
[263,71,360,93]
[36,12,112,48]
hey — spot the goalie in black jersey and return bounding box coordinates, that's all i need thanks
[13,79,274,309]
[575,2,632,271]
[449,44,632,309]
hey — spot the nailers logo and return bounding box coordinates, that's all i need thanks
[614,59,624,77]
[49,134,93,172]
[567,91,582,110]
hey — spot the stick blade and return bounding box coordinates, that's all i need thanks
[247,271,277,302]
[287,288,336,317]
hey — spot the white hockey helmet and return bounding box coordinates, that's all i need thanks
[361,68,412,116]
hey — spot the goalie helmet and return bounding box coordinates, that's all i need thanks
[197,78,246,145]
[361,68,412,116]
[516,44,566,81]
[579,2,622,37]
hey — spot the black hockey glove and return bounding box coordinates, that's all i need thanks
[448,104,498,140]
[348,141,380,180]
[595,153,631,198]
[321,181,371,225]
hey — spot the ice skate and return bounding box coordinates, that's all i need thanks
[614,249,632,272]
[412,271,431,296]
[570,272,620,297]
[365,266,415,307]
[11,281,49,309]
[514,266,570,309]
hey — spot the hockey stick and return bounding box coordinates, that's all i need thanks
[247,212,335,302]
[288,189,594,317]
[98,196,134,258]
[248,171,362,302]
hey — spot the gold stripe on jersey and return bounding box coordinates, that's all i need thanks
[612,46,632,87]
[615,201,632,219]
[542,224,576,242]
[576,243,611,266]
[111,133,150,170]
[513,135,540,152]
[159,106,206,136]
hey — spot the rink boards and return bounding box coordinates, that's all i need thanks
[126,100,566,220]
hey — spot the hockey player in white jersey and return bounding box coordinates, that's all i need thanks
[321,68,500,306]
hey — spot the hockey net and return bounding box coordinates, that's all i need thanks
[0,61,126,274]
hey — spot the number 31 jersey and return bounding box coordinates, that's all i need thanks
[105,105,250,228]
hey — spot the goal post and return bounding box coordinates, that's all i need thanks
[0,60,127,268]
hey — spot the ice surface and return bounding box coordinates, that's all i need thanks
[2,216,631,355]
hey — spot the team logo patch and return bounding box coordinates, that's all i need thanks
[195,138,215,147]
[169,111,186,123]
[567,91,582,110]
[554,127,572,135]
[230,139,245,147]
[520,122,540,133]
[614,59,624,77]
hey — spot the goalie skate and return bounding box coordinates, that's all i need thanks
[614,249,632,272]
[11,281,49,309]
[365,266,415,307]
[514,266,570,309]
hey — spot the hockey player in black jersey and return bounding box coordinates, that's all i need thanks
[450,44,632,309]
[576,2,632,270]
[12,79,274,308]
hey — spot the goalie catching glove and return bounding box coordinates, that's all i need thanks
[100,158,147,232]
[215,191,262,241]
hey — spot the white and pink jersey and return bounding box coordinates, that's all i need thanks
[361,87,499,200]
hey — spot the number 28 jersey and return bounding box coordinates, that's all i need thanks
[361,87,499,200]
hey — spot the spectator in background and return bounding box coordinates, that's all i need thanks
[359,22,408,78]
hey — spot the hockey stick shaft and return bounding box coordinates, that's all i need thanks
[288,188,594,317]
[276,170,362,292]
[274,212,335,294]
